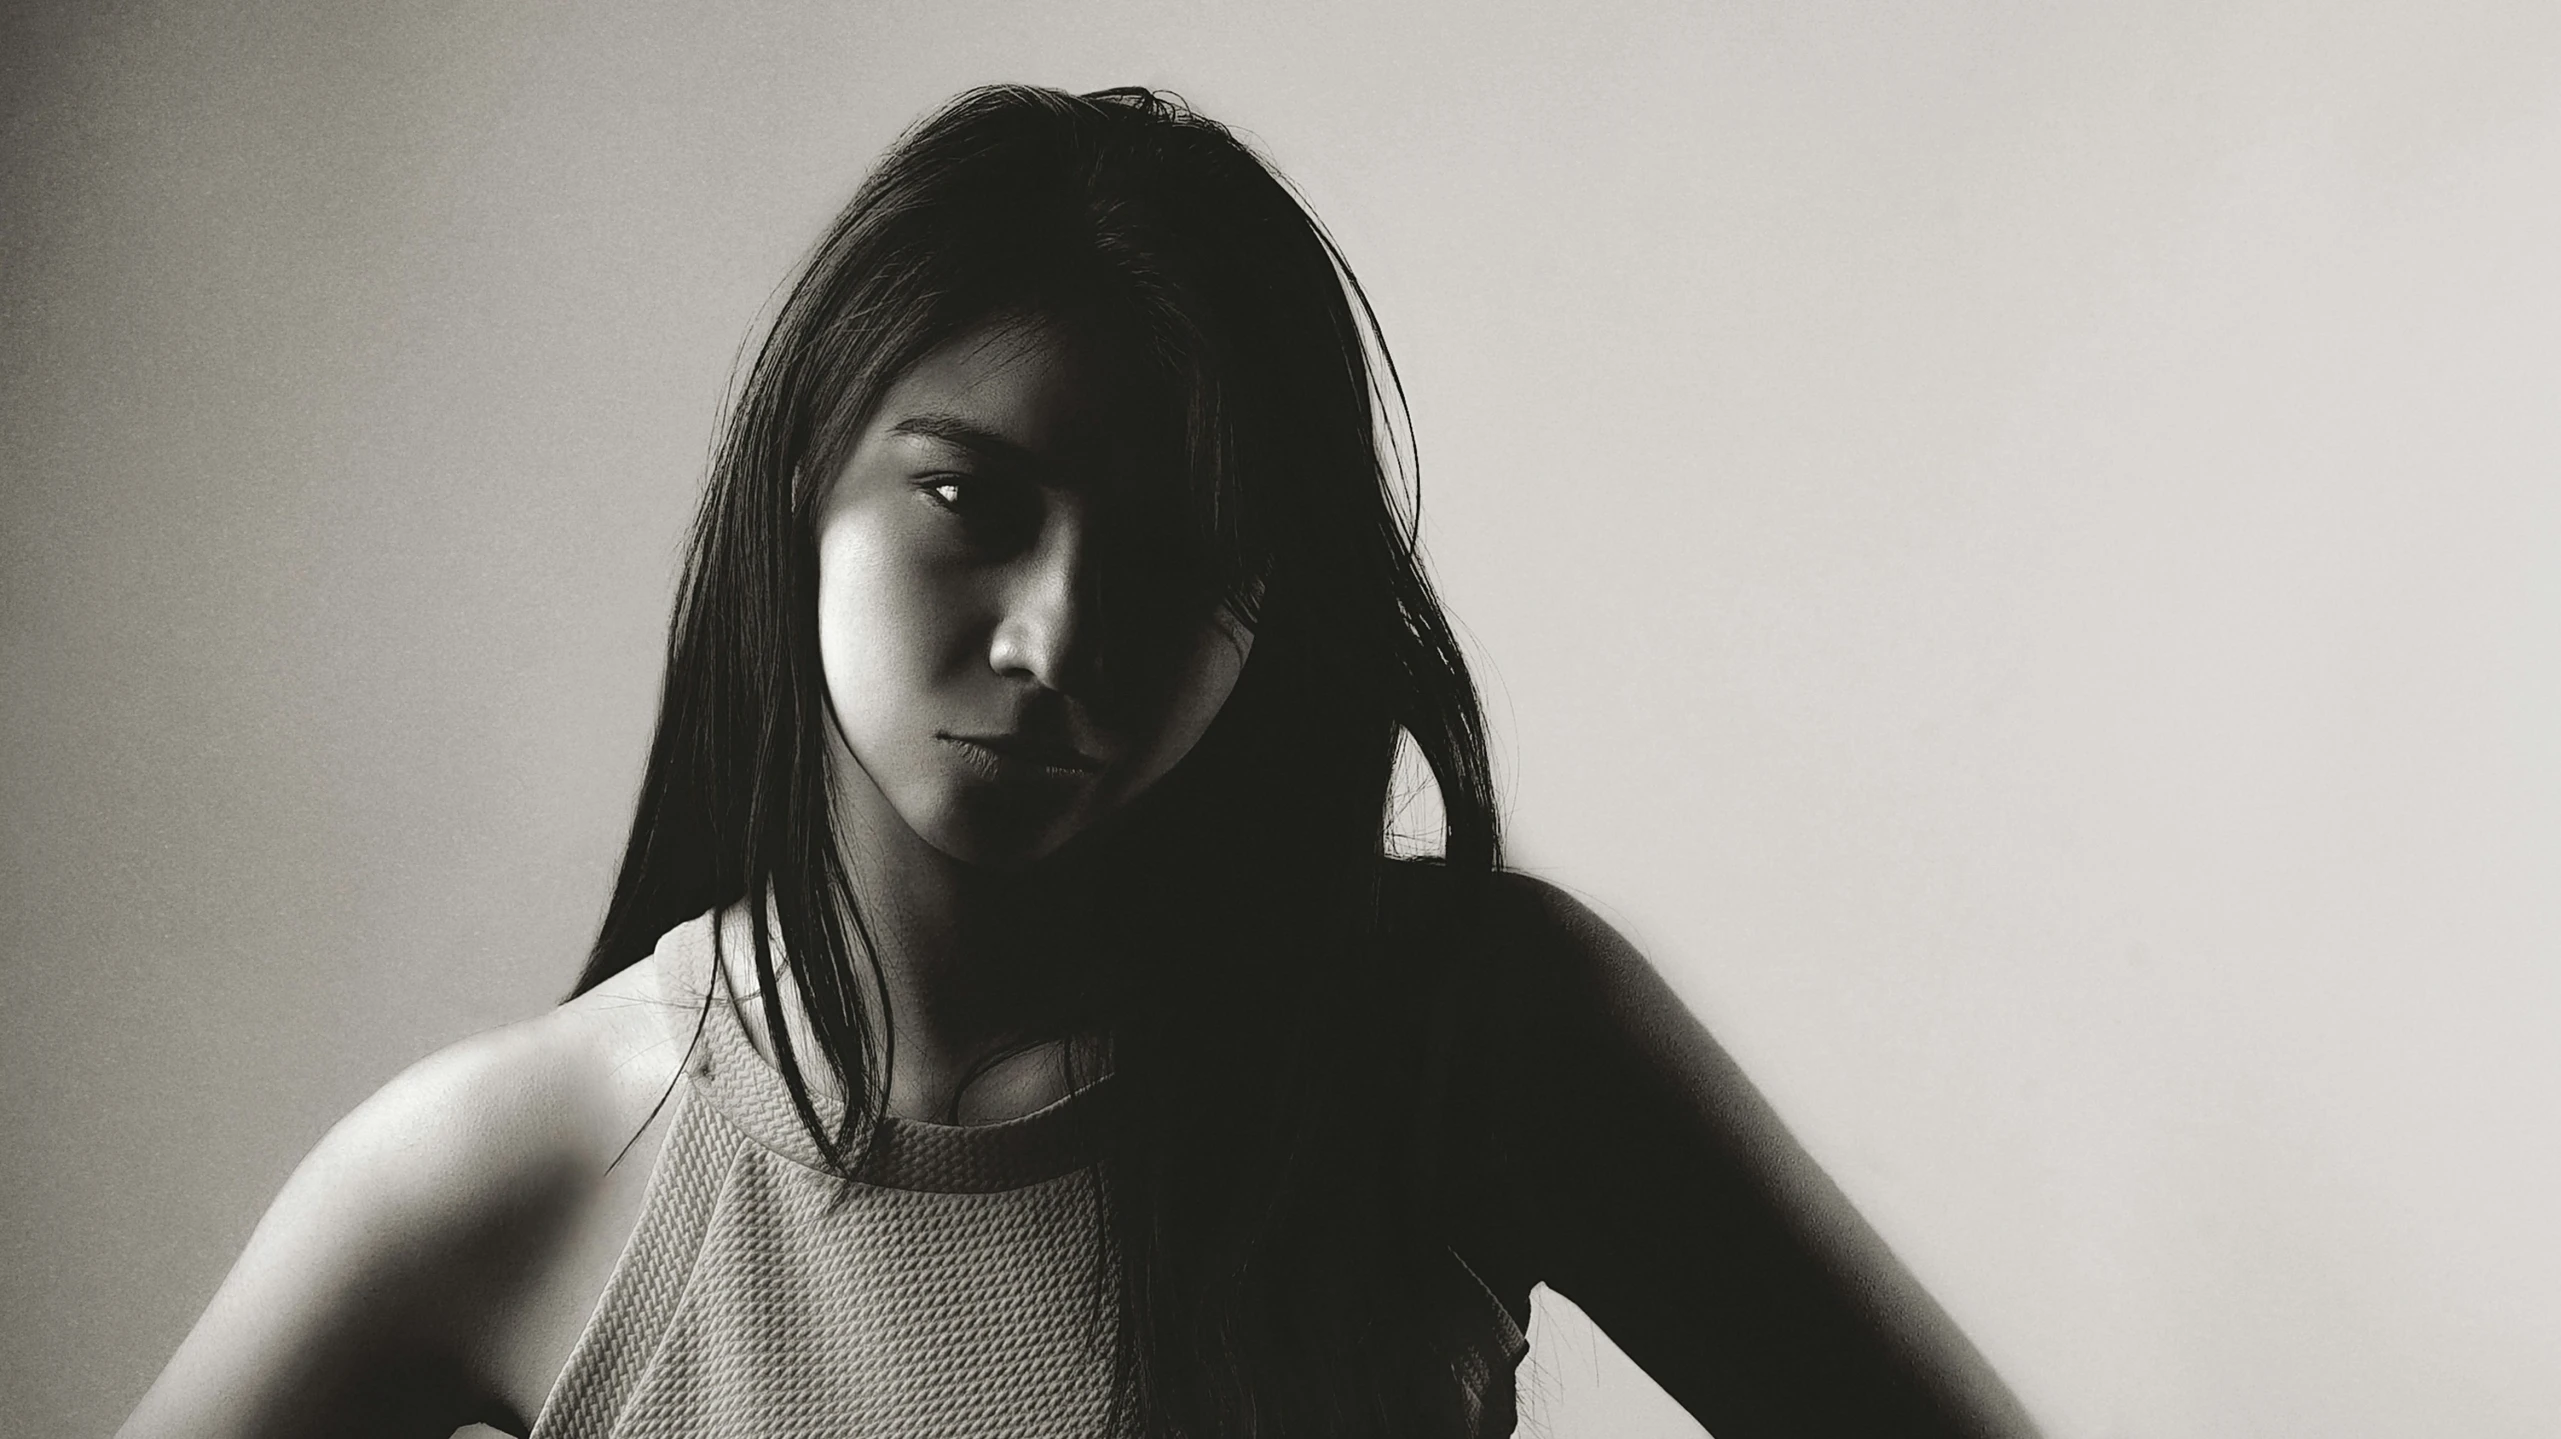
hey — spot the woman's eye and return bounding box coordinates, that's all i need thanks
[918,476,975,509]
[915,475,1038,542]
[917,475,1001,516]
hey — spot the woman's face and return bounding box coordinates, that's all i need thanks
[814,313,1252,870]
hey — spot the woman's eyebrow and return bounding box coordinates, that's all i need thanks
[886,411,1040,466]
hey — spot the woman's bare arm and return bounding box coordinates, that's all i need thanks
[117,968,677,1439]
[1484,874,2041,1438]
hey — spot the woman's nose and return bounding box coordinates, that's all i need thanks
[986,516,1103,694]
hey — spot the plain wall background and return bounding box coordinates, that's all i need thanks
[6,2,2557,1434]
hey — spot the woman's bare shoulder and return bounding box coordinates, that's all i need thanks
[337,952,691,1204]
[1412,865,2044,1438]
[1378,858,1662,1004]
[119,950,697,1439]
[329,951,696,1234]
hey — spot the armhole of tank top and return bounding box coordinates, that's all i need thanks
[1452,1246,1530,1365]
[524,922,737,1439]
[1446,1246,1530,1438]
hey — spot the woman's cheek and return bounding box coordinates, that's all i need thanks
[818,517,939,735]
[1129,613,1253,790]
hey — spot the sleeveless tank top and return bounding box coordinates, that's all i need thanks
[527,909,1527,1438]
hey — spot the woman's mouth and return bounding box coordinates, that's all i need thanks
[936,731,1107,783]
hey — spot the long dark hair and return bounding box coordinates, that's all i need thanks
[576,85,1504,1436]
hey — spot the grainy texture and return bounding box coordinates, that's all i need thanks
[530,913,1526,1436]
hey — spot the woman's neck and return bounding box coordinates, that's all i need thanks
[768,768,1106,1124]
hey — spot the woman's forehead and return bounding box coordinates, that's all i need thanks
[873,312,1175,480]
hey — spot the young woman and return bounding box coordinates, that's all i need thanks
[121,86,2040,1439]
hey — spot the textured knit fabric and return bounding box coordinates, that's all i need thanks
[527,908,1527,1438]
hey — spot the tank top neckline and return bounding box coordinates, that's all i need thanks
[659,908,1113,1194]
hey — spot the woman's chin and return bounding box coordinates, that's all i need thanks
[914,796,1093,873]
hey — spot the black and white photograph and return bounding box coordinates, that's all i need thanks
[5,3,2556,1436]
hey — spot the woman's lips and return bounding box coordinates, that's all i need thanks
[936,731,1106,782]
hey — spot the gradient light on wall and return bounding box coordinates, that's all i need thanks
[5,2,2555,1435]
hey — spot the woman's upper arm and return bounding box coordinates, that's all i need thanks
[1484,874,2041,1439]
[117,1022,607,1439]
